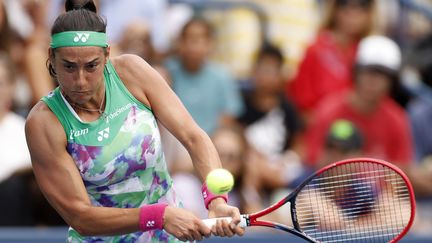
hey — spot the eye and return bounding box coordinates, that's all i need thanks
[86,63,99,72]
[63,64,76,72]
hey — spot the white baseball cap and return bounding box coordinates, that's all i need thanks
[356,35,402,72]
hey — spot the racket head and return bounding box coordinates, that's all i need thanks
[291,158,416,243]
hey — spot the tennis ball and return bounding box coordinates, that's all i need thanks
[206,169,234,195]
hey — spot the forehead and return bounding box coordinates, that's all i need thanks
[54,46,105,62]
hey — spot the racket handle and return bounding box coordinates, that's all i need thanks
[202,215,248,228]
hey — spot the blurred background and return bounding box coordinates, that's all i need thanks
[1,0,432,242]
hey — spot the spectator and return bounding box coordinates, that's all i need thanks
[305,35,413,169]
[0,52,32,225]
[407,33,432,163]
[113,19,157,62]
[0,53,31,183]
[238,44,303,165]
[288,0,376,121]
[405,33,432,198]
[318,119,364,168]
[99,0,169,53]
[166,17,244,135]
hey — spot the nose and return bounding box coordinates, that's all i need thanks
[74,68,87,90]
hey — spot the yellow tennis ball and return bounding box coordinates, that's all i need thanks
[206,169,234,195]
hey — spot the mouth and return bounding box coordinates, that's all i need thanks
[71,90,92,94]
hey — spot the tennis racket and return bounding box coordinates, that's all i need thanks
[203,158,415,242]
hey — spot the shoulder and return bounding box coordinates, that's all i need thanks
[25,101,65,143]
[408,98,432,119]
[110,54,151,75]
[207,62,232,79]
[110,54,158,89]
[315,92,349,117]
[380,98,410,127]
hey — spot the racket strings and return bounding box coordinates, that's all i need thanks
[295,162,412,242]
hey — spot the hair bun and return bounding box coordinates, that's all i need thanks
[65,0,97,13]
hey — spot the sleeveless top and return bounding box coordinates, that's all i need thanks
[41,61,182,243]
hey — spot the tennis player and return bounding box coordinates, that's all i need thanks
[25,0,244,242]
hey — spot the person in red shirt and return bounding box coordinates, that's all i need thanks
[306,36,413,169]
[288,0,376,120]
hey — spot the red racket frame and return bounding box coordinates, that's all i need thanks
[243,158,416,243]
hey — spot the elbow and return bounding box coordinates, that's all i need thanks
[181,127,207,150]
[70,218,96,237]
[67,206,96,236]
[72,224,91,237]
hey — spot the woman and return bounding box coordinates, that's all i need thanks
[287,0,376,121]
[25,1,243,242]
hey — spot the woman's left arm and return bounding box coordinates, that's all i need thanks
[113,54,219,180]
[112,55,244,236]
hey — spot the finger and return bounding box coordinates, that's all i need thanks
[230,208,241,229]
[234,225,245,236]
[211,224,217,235]
[222,219,234,237]
[197,220,211,238]
[178,236,187,242]
[216,219,225,237]
[190,228,202,241]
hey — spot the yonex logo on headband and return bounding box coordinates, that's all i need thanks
[74,33,90,43]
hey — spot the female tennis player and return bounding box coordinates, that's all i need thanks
[25,0,244,242]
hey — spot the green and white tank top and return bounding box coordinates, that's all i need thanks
[42,61,182,243]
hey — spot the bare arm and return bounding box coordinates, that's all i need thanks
[112,55,222,181]
[26,103,140,236]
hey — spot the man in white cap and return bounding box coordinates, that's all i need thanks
[305,36,413,170]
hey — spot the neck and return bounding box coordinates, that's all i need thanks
[252,92,279,112]
[331,30,357,48]
[349,92,379,113]
[65,84,106,115]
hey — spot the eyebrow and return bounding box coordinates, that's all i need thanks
[61,57,100,64]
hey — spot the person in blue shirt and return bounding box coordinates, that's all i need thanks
[166,17,244,135]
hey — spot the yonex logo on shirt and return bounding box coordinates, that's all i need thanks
[146,221,155,228]
[74,33,90,43]
[97,127,110,142]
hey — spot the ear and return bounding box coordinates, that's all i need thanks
[48,48,55,64]
[104,46,111,63]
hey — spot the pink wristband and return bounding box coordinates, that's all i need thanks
[201,183,228,209]
[139,203,168,232]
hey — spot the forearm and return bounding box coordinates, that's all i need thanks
[182,129,222,181]
[69,206,140,236]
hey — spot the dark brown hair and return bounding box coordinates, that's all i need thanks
[180,17,214,39]
[47,0,107,78]
[321,0,376,37]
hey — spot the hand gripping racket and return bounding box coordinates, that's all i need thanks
[203,158,415,242]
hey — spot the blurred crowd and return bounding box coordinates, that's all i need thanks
[1,0,432,236]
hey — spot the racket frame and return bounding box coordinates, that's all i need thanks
[242,158,416,243]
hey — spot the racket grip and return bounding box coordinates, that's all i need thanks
[202,215,248,228]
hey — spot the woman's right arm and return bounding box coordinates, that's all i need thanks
[25,102,210,241]
[25,102,140,236]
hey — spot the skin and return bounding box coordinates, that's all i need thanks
[332,3,372,46]
[178,21,212,73]
[350,69,392,113]
[25,46,244,241]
